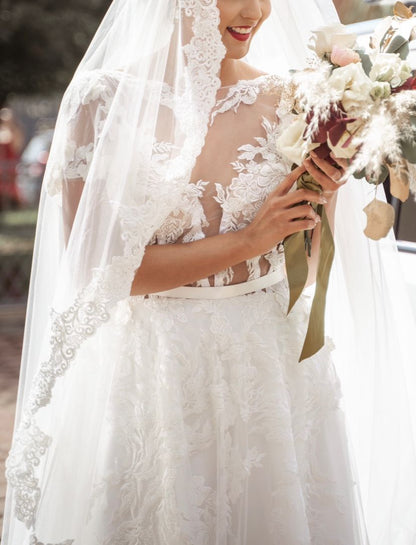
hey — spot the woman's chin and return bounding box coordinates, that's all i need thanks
[223,42,252,60]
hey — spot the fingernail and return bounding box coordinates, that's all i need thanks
[320,196,328,204]
[315,216,321,223]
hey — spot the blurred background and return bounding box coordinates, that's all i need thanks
[0,0,416,533]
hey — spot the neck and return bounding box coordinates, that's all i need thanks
[219,58,243,87]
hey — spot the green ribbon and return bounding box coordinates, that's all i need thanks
[283,172,335,362]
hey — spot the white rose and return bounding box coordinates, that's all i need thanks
[276,117,319,166]
[369,53,412,88]
[370,81,391,100]
[328,63,373,113]
[309,23,357,58]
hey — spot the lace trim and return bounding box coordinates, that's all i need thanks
[5,423,50,528]
[6,2,226,537]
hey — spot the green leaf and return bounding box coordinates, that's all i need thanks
[354,164,389,183]
[386,34,410,58]
[395,42,410,60]
[400,115,416,163]
[357,49,373,76]
[353,168,366,179]
[401,138,416,163]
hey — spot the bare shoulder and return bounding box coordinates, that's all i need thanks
[236,61,268,81]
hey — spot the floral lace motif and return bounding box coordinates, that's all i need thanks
[79,291,357,544]
[211,74,283,124]
[6,1,227,540]
[154,85,291,287]
[5,423,50,527]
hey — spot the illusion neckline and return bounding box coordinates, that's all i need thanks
[218,73,269,90]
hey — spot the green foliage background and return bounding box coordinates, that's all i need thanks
[0,0,112,106]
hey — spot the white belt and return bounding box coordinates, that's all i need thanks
[152,267,286,300]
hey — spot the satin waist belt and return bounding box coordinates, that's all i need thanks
[152,267,286,300]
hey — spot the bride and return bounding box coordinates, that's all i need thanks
[2,1,416,544]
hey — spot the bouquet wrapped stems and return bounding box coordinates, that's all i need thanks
[284,144,337,361]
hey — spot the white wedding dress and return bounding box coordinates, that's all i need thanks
[39,74,367,545]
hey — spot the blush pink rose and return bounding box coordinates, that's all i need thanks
[331,44,360,67]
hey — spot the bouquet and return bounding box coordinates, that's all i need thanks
[278,2,416,362]
[277,1,416,241]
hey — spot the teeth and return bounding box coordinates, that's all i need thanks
[229,27,252,34]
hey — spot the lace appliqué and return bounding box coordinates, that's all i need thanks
[5,296,110,529]
[7,2,227,539]
[211,74,283,124]
[5,423,50,527]
[45,71,116,197]
[211,117,290,286]
[152,180,209,245]
[63,142,94,181]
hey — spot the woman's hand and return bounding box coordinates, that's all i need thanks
[243,164,328,256]
[303,151,348,199]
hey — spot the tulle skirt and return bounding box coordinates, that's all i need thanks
[19,278,370,545]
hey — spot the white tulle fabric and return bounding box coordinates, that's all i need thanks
[2,1,416,544]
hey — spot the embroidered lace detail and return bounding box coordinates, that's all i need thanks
[6,2,227,538]
[46,71,117,196]
[151,104,292,288]
[152,180,209,244]
[216,117,290,227]
[28,300,110,413]
[170,0,225,168]
[212,117,290,286]
[64,142,94,181]
[78,293,352,544]
[211,74,283,124]
[5,423,50,527]
[5,295,110,529]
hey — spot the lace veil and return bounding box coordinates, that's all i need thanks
[1,1,416,544]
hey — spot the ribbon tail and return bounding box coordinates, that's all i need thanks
[283,231,309,314]
[299,206,335,362]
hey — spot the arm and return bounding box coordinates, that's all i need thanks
[131,165,326,296]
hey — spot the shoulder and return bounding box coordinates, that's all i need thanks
[64,70,122,111]
[236,61,268,81]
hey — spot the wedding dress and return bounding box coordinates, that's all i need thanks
[3,2,416,545]
[24,74,367,545]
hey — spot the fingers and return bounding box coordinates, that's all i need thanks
[287,218,321,236]
[280,188,327,208]
[283,204,321,222]
[309,151,344,182]
[303,156,341,193]
[273,165,306,196]
[329,152,350,171]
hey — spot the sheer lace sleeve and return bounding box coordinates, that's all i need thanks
[45,72,116,243]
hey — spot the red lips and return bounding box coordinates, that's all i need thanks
[227,27,252,42]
